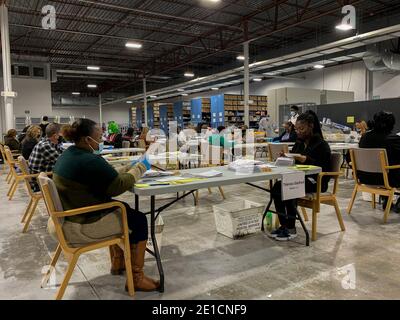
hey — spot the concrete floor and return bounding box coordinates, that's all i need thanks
[1,166,400,300]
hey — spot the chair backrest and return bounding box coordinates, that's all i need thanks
[122,140,130,149]
[37,172,69,248]
[330,152,342,173]
[137,139,146,149]
[351,148,387,173]
[268,143,289,162]
[3,146,14,163]
[17,156,36,195]
[350,148,390,188]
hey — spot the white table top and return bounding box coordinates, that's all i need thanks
[100,147,145,155]
[104,152,202,165]
[133,165,321,196]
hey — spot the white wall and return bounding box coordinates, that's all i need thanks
[0,77,52,117]
[52,103,131,125]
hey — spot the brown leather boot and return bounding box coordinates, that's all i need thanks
[125,240,160,292]
[109,244,125,275]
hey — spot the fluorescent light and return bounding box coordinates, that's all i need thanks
[314,64,325,69]
[149,95,157,98]
[181,93,189,96]
[253,78,262,82]
[87,84,97,88]
[184,72,195,77]
[177,88,185,92]
[335,23,353,31]
[87,66,100,71]
[211,87,219,91]
[208,0,221,2]
[237,55,245,61]
[72,92,80,95]
[126,101,133,104]
[126,42,142,49]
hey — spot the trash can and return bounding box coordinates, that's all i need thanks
[213,200,265,239]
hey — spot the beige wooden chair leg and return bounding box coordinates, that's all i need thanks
[195,190,199,206]
[7,180,16,196]
[347,186,358,214]
[333,198,346,231]
[6,170,12,183]
[383,192,394,224]
[41,244,62,288]
[21,198,34,223]
[123,243,135,297]
[311,206,318,241]
[207,188,212,194]
[8,180,19,200]
[300,207,309,221]
[218,187,226,200]
[372,194,376,209]
[56,254,79,300]
[22,197,40,233]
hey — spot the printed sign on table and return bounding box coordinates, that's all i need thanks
[281,171,305,200]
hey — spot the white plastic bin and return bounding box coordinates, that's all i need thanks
[213,200,264,239]
[146,216,164,257]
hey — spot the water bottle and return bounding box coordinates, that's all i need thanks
[265,211,273,232]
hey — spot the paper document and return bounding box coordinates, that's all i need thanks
[142,170,175,178]
[183,170,223,178]
[281,171,305,201]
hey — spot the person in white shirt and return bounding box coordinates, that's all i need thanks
[259,114,277,137]
[289,105,300,125]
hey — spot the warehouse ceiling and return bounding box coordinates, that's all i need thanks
[6,0,400,99]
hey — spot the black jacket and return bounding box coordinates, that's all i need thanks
[21,138,39,160]
[4,136,21,151]
[358,130,400,187]
[273,131,297,142]
[291,134,332,192]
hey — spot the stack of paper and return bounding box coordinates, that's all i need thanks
[142,170,175,178]
[228,159,264,171]
[183,170,223,178]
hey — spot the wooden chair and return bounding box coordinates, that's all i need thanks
[37,173,134,300]
[267,143,289,162]
[297,152,346,241]
[195,143,226,204]
[0,144,12,183]
[17,156,52,233]
[347,148,400,223]
[3,146,25,200]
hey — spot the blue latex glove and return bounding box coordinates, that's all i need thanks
[139,154,152,170]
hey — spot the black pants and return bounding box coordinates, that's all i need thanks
[271,179,317,229]
[118,201,148,244]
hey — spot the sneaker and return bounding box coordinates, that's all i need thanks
[275,228,297,241]
[267,226,285,238]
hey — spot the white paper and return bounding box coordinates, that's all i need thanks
[185,170,223,178]
[156,176,187,182]
[281,171,305,201]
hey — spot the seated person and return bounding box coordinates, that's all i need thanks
[270,112,331,241]
[58,124,72,144]
[18,125,31,143]
[28,123,63,174]
[52,118,159,291]
[4,129,21,151]
[105,121,123,148]
[358,111,400,210]
[21,125,42,160]
[273,121,297,142]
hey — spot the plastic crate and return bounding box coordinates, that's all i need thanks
[213,200,264,239]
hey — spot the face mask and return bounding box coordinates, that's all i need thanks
[290,111,296,117]
[87,136,104,155]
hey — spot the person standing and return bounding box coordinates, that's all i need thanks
[40,116,50,138]
[259,114,277,137]
[289,105,300,126]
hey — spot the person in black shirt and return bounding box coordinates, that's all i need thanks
[358,111,400,211]
[21,125,42,160]
[40,116,49,138]
[269,112,331,241]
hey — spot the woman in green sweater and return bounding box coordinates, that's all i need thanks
[53,118,159,292]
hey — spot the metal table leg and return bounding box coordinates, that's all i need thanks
[150,195,165,292]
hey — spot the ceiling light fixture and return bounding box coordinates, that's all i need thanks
[236,55,245,61]
[72,92,80,95]
[184,72,195,77]
[181,93,189,96]
[87,84,97,88]
[125,42,143,49]
[314,64,325,69]
[87,66,100,71]
[253,78,262,82]
[126,101,133,104]
[177,88,185,92]
[149,95,157,98]
[211,87,219,91]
